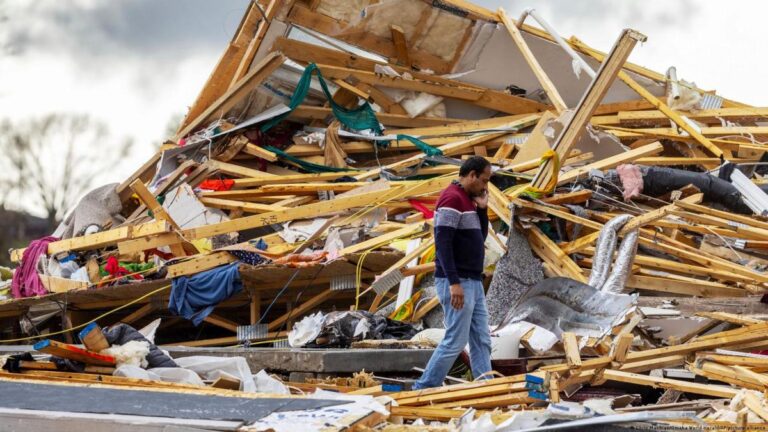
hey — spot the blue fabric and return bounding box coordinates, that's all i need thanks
[169,262,242,326]
[413,277,492,389]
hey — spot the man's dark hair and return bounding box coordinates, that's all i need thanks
[459,156,491,177]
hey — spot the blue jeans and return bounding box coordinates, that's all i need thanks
[413,277,492,389]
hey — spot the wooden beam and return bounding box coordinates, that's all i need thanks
[120,303,156,325]
[532,29,646,191]
[203,313,240,333]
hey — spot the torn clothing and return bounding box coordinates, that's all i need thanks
[434,183,488,285]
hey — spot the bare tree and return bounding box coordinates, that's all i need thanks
[0,114,134,226]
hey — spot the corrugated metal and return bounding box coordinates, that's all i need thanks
[699,93,724,110]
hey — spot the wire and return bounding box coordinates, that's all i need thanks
[257,269,301,324]
[0,284,171,344]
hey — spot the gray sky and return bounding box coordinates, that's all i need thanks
[1,1,765,216]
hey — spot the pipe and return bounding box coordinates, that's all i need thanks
[517,9,596,79]
[666,66,681,101]
[601,229,639,294]
[588,214,631,289]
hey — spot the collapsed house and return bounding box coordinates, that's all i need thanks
[3,0,768,430]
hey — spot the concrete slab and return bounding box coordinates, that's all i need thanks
[163,347,435,374]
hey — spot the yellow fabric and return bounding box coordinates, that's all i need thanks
[505,149,561,199]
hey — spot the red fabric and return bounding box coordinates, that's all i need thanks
[105,257,141,280]
[409,200,434,219]
[199,179,235,191]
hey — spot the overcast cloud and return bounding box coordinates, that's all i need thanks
[1,1,765,216]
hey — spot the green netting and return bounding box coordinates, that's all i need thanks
[260,63,383,135]
[264,145,355,173]
[395,134,443,157]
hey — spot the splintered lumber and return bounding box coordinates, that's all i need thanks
[166,252,237,279]
[562,332,582,370]
[611,333,635,364]
[34,340,116,367]
[532,28,647,191]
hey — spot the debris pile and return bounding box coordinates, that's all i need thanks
[4,0,768,429]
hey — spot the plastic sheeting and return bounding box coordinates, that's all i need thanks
[173,356,257,393]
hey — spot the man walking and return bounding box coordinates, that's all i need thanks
[413,156,493,389]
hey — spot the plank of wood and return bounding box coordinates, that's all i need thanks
[184,179,446,240]
[626,275,746,297]
[233,171,360,188]
[34,340,116,367]
[18,361,115,375]
[291,105,460,129]
[388,406,466,421]
[199,197,287,214]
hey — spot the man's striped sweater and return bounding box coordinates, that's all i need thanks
[434,182,489,285]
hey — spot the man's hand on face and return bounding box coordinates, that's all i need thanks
[473,189,488,209]
[450,283,464,310]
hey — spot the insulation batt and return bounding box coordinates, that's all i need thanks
[102,340,151,368]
